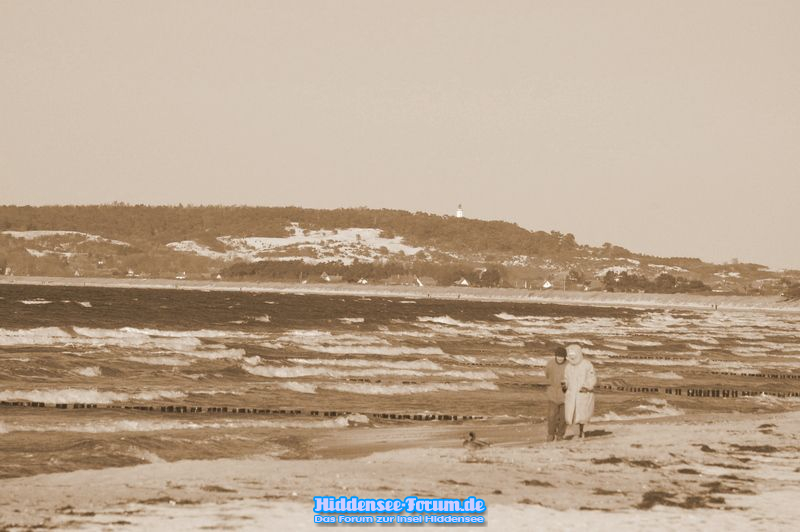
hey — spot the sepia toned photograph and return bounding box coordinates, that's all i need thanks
[1,1,799,530]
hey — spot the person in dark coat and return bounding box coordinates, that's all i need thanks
[544,346,568,441]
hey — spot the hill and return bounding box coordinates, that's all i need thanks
[0,205,796,295]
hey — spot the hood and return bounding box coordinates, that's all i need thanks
[566,344,584,365]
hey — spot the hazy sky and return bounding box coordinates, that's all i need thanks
[2,1,798,269]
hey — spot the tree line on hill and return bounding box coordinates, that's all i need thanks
[602,271,710,293]
[0,205,577,257]
[222,259,506,287]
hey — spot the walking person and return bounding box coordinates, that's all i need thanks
[564,344,596,438]
[544,346,568,441]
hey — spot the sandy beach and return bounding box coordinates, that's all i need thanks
[3,275,799,313]
[1,411,799,531]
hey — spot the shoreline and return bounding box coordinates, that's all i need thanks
[2,275,799,313]
[1,411,798,530]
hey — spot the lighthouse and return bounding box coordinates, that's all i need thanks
[456,204,464,218]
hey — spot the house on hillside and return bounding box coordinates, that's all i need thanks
[387,274,417,286]
[357,278,368,285]
[320,272,343,283]
[542,280,553,290]
[415,276,437,287]
[454,277,470,287]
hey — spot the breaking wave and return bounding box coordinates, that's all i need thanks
[322,381,498,395]
[0,388,187,404]
[592,399,684,422]
[1,417,352,434]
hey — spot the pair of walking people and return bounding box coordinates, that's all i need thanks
[544,344,596,440]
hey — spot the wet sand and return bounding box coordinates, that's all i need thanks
[1,411,799,531]
[3,275,799,313]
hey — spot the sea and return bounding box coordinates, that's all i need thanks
[1,283,799,478]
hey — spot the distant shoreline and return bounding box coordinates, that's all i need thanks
[2,275,799,313]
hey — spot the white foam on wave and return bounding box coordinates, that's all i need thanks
[688,343,714,351]
[299,345,445,356]
[0,327,72,346]
[607,339,662,347]
[75,366,102,377]
[322,381,498,395]
[125,356,191,366]
[288,358,441,371]
[417,316,473,327]
[19,299,52,305]
[593,398,684,422]
[279,382,318,394]
[510,357,547,367]
[339,317,365,324]
[243,365,426,379]
[448,354,479,364]
[77,301,92,308]
[0,388,187,404]
[639,371,683,380]
[1,417,352,434]
[610,357,700,367]
[582,349,619,357]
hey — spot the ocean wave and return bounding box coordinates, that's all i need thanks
[447,354,478,364]
[510,357,547,367]
[0,327,73,346]
[297,345,445,356]
[1,417,351,434]
[582,349,619,357]
[279,382,317,394]
[339,317,365,324]
[18,299,52,305]
[75,366,102,377]
[593,399,684,422]
[417,316,474,327]
[639,371,683,380]
[322,381,498,395]
[124,356,192,366]
[243,365,426,379]
[0,388,187,404]
[288,358,441,371]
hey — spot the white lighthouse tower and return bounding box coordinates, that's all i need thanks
[456,204,464,218]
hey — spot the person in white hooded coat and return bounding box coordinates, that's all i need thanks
[564,344,596,438]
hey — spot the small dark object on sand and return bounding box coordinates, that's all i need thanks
[439,479,472,486]
[637,491,725,510]
[592,456,623,465]
[719,474,754,482]
[730,444,779,454]
[522,479,554,487]
[677,468,701,475]
[705,462,752,470]
[695,444,717,453]
[583,429,612,438]
[462,431,490,451]
[701,481,756,495]
[594,488,624,496]
[636,491,677,510]
[629,460,661,469]
[757,423,776,429]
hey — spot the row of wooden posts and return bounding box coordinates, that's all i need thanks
[0,401,481,421]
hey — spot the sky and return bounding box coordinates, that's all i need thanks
[1,1,798,269]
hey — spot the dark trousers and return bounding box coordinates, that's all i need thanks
[547,401,566,440]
